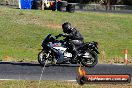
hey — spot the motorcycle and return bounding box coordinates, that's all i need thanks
[38,34,99,67]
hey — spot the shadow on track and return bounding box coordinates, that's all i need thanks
[0,62,41,66]
[0,62,80,67]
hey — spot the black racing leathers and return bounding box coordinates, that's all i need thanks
[61,28,84,60]
[63,28,83,42]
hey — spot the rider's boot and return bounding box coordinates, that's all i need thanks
[71,48,78,62]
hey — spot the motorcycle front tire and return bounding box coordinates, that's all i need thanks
[38,50,50,67]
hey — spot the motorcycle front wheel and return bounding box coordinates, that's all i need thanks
[81,51,98,67]
[38,50,51,66]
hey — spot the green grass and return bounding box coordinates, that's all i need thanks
[0,6,132,63]
[0,0,18,5]
[0,80,132,88]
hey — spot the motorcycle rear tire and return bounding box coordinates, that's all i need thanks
[81,51,98,67]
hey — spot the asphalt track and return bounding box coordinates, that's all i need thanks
[0,62,132,81]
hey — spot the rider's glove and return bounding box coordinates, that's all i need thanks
[55,34,63,39]
[58,34,63,37]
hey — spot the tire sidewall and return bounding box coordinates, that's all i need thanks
[38,50,47,66]
[81,51,98,67]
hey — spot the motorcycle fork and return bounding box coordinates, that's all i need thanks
[49,51,57,64]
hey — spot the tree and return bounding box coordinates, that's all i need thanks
[67,0,132,5]
[123,0,132,5]
[67,0,90,3]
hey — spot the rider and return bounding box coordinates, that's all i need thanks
[56,22,84,60]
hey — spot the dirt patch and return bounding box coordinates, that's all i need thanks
[102,58,132,65]
[18,12,24,16]
[47,24,61,29]
[16,17,61,29]
[2,55,14,61]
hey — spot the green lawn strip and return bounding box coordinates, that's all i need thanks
[0,80,132,88]
[0,6,132,63]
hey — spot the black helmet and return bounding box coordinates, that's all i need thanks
[62,22,71,33]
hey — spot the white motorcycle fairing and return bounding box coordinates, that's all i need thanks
[49,43,72,63]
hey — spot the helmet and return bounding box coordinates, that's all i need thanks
[62,22,71,33]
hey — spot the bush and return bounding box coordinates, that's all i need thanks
[123,0,132,5]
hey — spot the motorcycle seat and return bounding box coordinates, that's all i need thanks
[75,43,87,50]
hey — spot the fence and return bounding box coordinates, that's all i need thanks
[75,4,132,11]
[0,1,132,11]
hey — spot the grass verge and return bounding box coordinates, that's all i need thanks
[0,80,132,88]
[0,6,132,63]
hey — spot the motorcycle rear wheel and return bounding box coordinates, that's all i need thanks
[81,51,98,67]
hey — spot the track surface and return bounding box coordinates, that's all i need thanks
[0,62,132,81]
